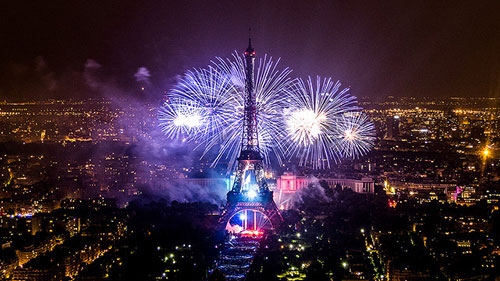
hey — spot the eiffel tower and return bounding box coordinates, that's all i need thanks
[219,38,283,230]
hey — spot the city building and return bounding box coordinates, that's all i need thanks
[385,115,400,140]
[276,174,375,209]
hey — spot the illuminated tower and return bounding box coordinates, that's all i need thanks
[219,38,283,231]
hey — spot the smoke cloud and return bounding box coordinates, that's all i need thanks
[292,177,332,207]
[2,56,222,206]
[84,59,102,69]
[34,56,57,92]
[158,181,227,205]
[134,67,151,84]
[83,59,102,88]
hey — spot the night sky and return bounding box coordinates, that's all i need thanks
[1,0,500,101]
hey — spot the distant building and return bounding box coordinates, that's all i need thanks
[16,234,65,266]
[385,115,400,140]
[387,266,431,281]
[150,177,231,192]
[0,255,18,279]
[275,174,375,209]
[277,174,374,194]
[12,256,65,281]
[470,126,485,142]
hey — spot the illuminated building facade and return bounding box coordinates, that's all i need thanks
[275,174,375,209]
[12,260,65,281]
[277,174,375,194]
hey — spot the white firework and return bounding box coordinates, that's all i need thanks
[284,76,358,169]
[336,112,375,158]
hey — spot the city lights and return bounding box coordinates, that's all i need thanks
[1,4,498,279]
[2,91,499,281]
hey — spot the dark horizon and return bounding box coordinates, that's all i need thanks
[1,0,500,101]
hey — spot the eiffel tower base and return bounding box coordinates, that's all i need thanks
[219,191,283,230]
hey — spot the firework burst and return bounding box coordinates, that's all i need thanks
[158,53,375,169]
[158,52,295,168]
[206,53,296,168]
[158,100,204,140]
[219,53,295,166]
[158,66,236,141]
[336,112,375,158]
[284,76,358,169]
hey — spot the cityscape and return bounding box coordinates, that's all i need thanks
[2,1,500,281]
[1,94,500,280]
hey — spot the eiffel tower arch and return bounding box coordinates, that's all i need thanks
[219,38,283,231]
